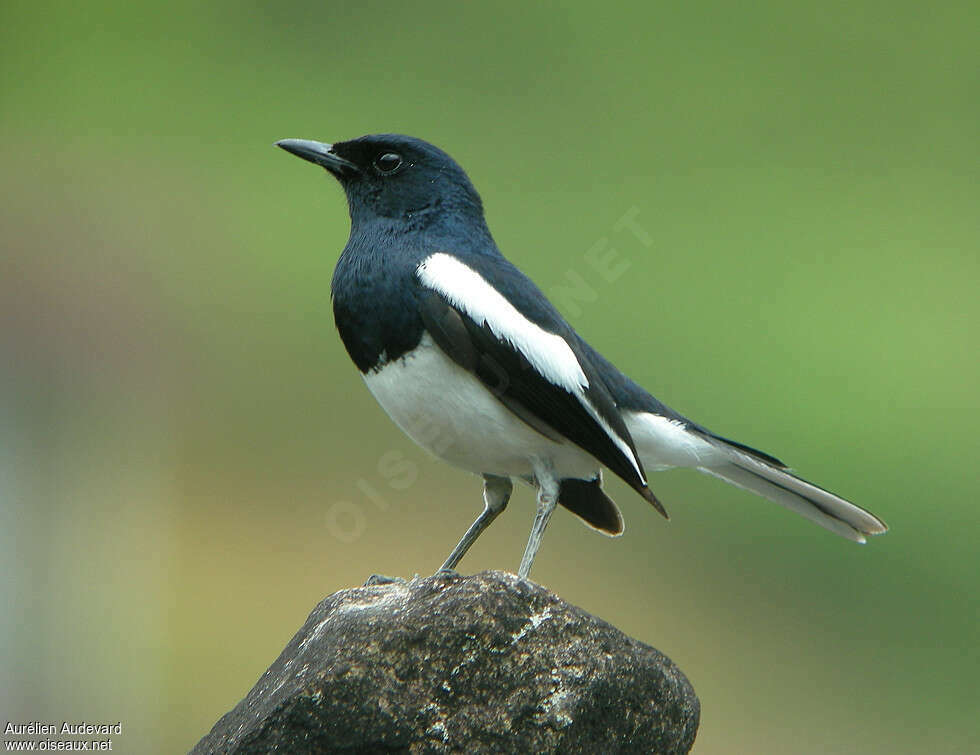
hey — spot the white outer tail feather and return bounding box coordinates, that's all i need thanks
[696,442,888,542]
[625,411,887,542]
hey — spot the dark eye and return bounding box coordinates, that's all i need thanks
[374,152,403,174]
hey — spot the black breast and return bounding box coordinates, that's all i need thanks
[331,240,426,374]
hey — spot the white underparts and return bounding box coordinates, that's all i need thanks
[363,334,600,481]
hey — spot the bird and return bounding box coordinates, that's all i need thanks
[275,134,887,579]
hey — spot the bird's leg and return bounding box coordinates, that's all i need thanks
[439,475,513,572]
[518,463,560,579]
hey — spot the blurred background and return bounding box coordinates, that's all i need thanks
[1,1,977,752]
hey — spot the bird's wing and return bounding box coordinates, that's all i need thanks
[415,252,665,516]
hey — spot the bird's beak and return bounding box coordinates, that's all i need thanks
[275,139,358,176]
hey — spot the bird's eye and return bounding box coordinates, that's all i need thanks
[374,152,403,174]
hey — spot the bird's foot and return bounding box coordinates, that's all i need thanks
[363,574,407,586]
[433,567,465,579]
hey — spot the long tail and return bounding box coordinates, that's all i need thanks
[698,439,888,543]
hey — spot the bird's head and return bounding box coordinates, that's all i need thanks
[276,134,485,227]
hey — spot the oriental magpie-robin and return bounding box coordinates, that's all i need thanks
[276,134,887,578]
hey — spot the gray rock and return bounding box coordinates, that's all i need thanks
[192,570,699,754]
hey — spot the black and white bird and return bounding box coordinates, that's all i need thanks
[276,134,887,578]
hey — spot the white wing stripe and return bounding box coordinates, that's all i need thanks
[418,253,588,392]
[417,253,644,482]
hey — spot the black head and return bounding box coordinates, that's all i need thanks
[276,134,484,226]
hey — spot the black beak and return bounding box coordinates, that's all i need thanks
[275,139,358,176]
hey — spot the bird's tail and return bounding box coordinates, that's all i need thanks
[697,439,888,543]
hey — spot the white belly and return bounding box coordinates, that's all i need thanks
[363,334,599,480]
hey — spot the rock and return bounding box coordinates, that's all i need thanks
[192,570,699,754]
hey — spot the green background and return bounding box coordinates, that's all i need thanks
[2,1,977,752]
